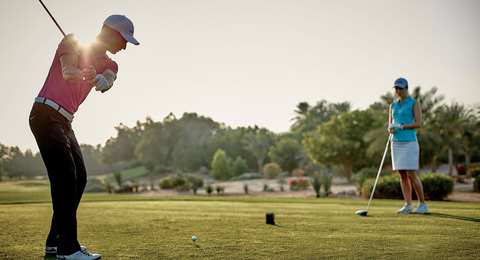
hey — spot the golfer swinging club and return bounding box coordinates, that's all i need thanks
[29,15,139,260]
[388,78,428,214]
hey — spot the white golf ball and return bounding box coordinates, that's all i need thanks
[192,236,197,241]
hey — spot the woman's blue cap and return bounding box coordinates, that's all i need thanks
[394,78,408,88]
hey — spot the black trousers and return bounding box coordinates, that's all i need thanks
[29,102,86,255]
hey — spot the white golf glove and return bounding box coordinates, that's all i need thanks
[93,74,111,92]
[388,123,403,130]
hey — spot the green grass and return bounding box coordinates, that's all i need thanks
[0,180,52,203]
[0,181,479,259]
[95,166,150,183]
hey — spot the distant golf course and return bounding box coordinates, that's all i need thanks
[1,180,479,259]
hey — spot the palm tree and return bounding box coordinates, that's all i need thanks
[379,91,395,109]
[303,100,331,133]
[434,103,473,175]
[411,86,445,125]
[309,100,351,130]
[330,101,352,114]
[409,86,444,171]
[290,102,310,131]
[418,125,443,172]
[291,100,347,134]
[457,105,479,168]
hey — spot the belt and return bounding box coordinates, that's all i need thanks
[35,97,74,122]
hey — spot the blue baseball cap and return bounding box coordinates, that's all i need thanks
[394,78,408,88]
[104,15,139,45]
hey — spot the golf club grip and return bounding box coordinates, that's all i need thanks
[39,0,80,56]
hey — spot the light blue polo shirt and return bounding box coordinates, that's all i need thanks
[391,96,417,142]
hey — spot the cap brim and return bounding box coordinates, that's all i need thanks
[393,85,407,88]
[121,33,140,45]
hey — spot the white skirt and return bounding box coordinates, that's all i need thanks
[391,141,419,170]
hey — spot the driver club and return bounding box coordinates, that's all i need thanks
[356,134,392,216]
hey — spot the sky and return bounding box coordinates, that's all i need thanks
[1,0,479,153]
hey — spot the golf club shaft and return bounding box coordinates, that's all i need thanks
[365,134,392,212]
[39,0,80,56]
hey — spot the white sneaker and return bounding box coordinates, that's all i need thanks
[414,202,429,214]
[46,246,87,255]
[396,204,414,214]
[56,250,101,260]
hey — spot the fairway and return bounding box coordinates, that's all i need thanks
[1,182,480,259]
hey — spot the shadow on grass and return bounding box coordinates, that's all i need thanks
[426,212,480,223]
[268,224,285,228]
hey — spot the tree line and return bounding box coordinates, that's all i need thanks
[1,86,479,181]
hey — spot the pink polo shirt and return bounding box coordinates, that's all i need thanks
[38,34,118,114]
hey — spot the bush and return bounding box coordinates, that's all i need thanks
[474,175,480,193]
[419,173,454,200]
[185,173,203,195]
[231,157,249,177]
[211,149,232,180]
[171,174,187,190]
[216,186,224,194]
[361,172,454,201]
[230,172,263,181]
[310,171,333,197]
[168,174,186,190]
[310,175,321,197]
[263,163,282,178]
[456,164,466,175]
[466,163,480,178]
[206,184,213,195]
[361,174,403,199]
[158,173,203,191]
[320,171,333,195]
[159,177,172,189]
[355,167,378,193]
[84,178,106,192]
[185,173,204,188]
[289,177,309,190]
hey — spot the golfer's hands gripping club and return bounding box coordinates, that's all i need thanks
[388,123,403,133]
[82,65,97,82]
[83,66,111,93]
[82,66,116,93]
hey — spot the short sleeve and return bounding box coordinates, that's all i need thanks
[57,34,80,57]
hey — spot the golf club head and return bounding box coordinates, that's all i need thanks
[356,210,368,216]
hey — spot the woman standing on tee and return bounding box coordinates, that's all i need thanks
[388,77,428,214]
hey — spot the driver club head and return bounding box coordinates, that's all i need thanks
[356,210,368,216]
